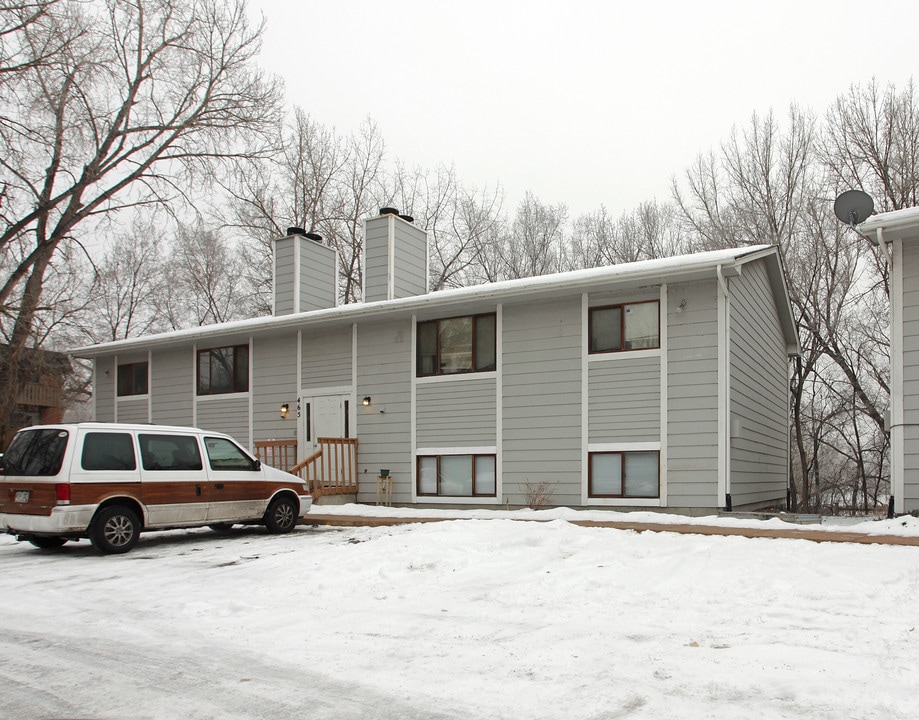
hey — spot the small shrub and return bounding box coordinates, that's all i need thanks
[523,479,553,510]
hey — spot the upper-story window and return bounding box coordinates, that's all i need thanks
[197,344,249,395]
[117,361,148,396]
[589,300,659,354]
[417,313,496,377]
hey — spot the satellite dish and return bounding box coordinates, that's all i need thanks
[833,190,874,226]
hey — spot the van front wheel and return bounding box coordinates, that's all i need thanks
[264,496,298,534]
[91,506,140,554]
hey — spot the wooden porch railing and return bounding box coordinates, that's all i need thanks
[284,438,359,499]
[253,439,299,473]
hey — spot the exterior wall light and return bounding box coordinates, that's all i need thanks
[280,403,289,419]
[362,396,372,406]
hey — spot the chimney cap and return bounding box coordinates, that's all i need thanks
[398,214,414,223]
[379,207,400,217]
[304,232,323,243]
[286,226,307,236]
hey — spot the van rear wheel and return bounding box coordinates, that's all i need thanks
[264,496,298,534]
[28,536,67,549]
[91,506,140,554]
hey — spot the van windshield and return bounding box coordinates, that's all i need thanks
[2,429,69,476]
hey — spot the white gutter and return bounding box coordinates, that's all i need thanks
[72,248,769,358]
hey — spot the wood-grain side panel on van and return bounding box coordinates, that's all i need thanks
[0,482,58,516]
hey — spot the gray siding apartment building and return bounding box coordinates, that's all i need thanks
[73,209,800,513]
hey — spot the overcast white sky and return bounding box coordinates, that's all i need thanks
[247,0,916,218]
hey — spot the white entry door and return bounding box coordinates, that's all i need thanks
[300,392,351,455]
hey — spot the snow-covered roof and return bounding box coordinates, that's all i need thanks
[860,206,919,244]
[71,244,798,357]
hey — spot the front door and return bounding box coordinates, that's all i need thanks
[301,392,352,486]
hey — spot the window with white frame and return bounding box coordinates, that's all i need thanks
[589,301,659,354]
[417,454,496,497]
[117,361,148,396]
[197,344,248,395]
[588,451,659,498]
[416,314,496,377]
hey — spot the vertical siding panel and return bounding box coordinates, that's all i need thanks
[901,243,919,511]
[301,326,353,388]
[666,282,719,506]
[252,334,298,449]
[94,356,115,421]
[728,260,789,508]
[588,358,660,442]
[197,397,250,445]
[355,319,413,502]
[416,378,497,447]
[502,298,582,506]
[150,349,193,426]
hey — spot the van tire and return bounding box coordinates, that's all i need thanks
[91,506,141,554]
[29,536,67,549]
[264,496,298,534]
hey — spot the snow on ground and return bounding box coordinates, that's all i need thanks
[2,514,918,719]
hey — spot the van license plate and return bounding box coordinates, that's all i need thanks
[14,490,29,503]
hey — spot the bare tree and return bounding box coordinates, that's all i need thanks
[822,78,919,212]
[488,191,567,280]
[77,217,168,343]
[0,0,281,440]
[567,201,687,270]
[161,221,251,328]
[389,162,505,291]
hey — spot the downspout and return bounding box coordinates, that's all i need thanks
[717,264,731,511]
[879,226,900,517]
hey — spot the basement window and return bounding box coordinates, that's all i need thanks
[417,454,496,497]
[588,451,659,498]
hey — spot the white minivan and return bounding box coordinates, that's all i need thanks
[0,423,312,554]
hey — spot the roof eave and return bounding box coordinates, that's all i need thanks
[71,246,780,358]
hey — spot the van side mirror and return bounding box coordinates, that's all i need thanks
[253,458,261,471]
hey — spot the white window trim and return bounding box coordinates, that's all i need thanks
[414,446,501,505]
[412,306,503,505]
[587,347,661,363]
[415,370,498,385]
[581,287,668,508]
[586,443,663,507]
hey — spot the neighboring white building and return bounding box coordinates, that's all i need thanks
[861,208,919,514]
[71,210,800,513]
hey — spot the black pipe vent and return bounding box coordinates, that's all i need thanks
[305,232,323,244]
[286,226,306,236]
[399,214,414,223]
[379,207,400,217]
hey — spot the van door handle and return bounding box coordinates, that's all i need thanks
[195,484,201,497]
[215,483,224,490]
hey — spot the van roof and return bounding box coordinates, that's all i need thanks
[18,422,233,437]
